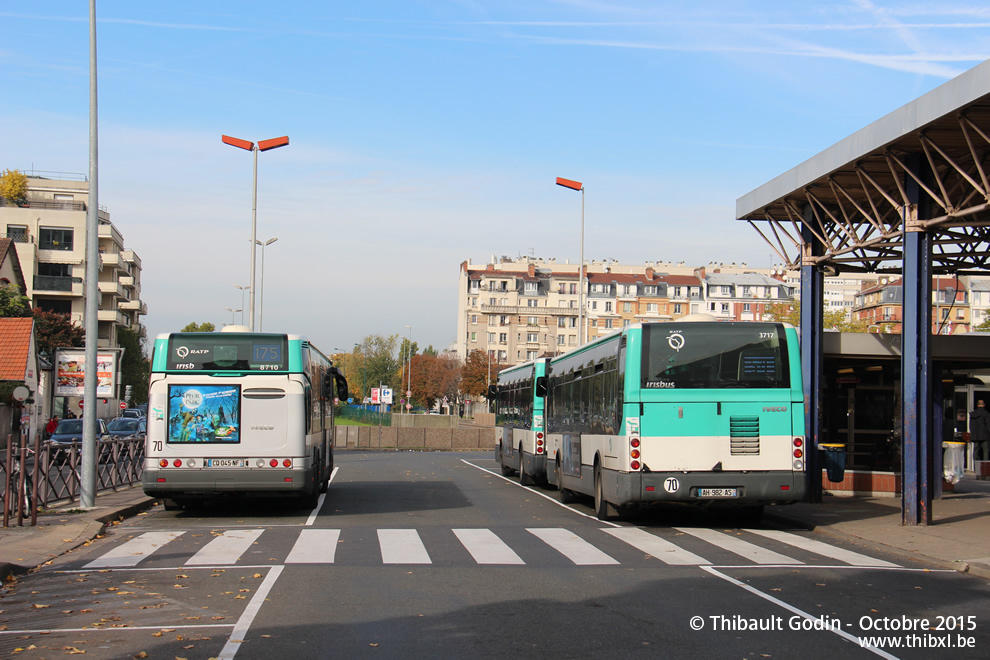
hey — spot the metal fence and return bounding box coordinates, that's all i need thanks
[336,406,392,427]
[1,432,145,527]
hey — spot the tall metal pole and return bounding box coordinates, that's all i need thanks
[81,0,99,508]
[579,187,585,346]
[249,146,258,331]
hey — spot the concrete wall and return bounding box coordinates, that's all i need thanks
[473,412,495,426]
[334,425,495,451]
[391,414,458,429]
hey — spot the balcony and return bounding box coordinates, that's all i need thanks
[97,309,129,325]
[121,249,141,268]
[119,299,147,314]
[119,275,135,288]
[98,280,126,298]
[33,275,83,295]
[97,222,124,247]
[1,231,33,244]
[100,251,122,270]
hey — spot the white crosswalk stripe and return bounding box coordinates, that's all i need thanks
[84,531,185,569]
[674,527,803,565]
[379,529,432,564]
[186,529,266,566]
[286,529,341,564]
[79,526,897,569]
[453,528,525,565]
[527,528,619,565]
[743,528,901,567]
[603,527,710,565]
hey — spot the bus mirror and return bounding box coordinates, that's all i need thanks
[335,373,349,402]
[535,376,548,398]
[487,385,497,400]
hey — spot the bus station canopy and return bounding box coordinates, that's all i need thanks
[737,59,990,276]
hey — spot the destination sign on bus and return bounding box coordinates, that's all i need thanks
[166,334,289,372]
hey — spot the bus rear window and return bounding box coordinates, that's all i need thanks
[166,334,288,372]
[641,323,789,389]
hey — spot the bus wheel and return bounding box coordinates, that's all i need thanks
[519,450,534,486]
[319,463,330,494]
[556,461,575,504]
[162,498,181,511]
[498,445,514,477]
[594,464,615,521]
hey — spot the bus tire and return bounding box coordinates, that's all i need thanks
[556,461,575,504]
[162,498,181,511]
[519,450,533,486]
[594,463,616,521]
[498,445,514,476]
[318,457,330,494]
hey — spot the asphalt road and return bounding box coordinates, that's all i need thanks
[2,451,989,659]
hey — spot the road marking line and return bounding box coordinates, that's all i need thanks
[379,529,432,564]
[459,458,620,528]
[743,528,900,567]
[218,565,283,660]
[83,531,185,568]
[453,528,525,565]
[0,624,233,635]
[675,527,802,565]
[186,529,265,566]
[305,466,339,526]
[286,529,341,564]
[701,566,898,660]
[527,528,619,565]
[603,527,710,565]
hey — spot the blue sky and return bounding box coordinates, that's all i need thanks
[3,1,990,354]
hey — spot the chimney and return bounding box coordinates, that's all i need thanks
[693,266,706,280]
[645,267,654,280]
[529,264,536,277]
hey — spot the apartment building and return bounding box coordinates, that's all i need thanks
[456,256,792,367]
[0,174,146,347]
[851,276,973,335]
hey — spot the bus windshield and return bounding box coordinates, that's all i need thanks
[641,322,789,389]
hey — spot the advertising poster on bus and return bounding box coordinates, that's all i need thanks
[167,384,241,443]
[54,349,118,397]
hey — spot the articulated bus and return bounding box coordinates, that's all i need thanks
[143,328,349,509]
[544,318,806,520]
[493,358,549,486]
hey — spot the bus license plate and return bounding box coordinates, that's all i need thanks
[207,459,245,468]
[698,488,737,498]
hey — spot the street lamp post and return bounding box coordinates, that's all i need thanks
[556,177,585,345]
[225,307,242,326]
[222,134,289,331]
[234,284,249,325]
[255,237,278,331]
[405,325,412,411]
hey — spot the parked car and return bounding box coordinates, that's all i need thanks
[47,418,110,448]
[120,408,144,419]
[106,417,146,439]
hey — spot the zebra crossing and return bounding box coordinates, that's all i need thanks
[79,525,900,571]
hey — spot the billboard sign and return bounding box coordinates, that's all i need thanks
[54,349,118,398]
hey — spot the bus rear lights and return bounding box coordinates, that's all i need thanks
[173,459,183,467]
[793,438,803,447]
[536,432,544,440]
[269,459,279,468]
[780,485,791,491]
[645,485,655,491]
[256,459,266,468]
[157,478,166,482]
[793,448,803,459]
[630,449,641,459]
[630,438,641,448]
[630,460,641,470]
[282,459,292,468]
[159,459,168,468]
[793,460,804,470]
[283,477,293,482]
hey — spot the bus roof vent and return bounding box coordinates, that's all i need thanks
[221,324,250,333]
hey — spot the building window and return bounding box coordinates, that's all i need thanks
[605,302,612,312]
[38,263,71,277]
[623,302,632,313]
[558,318,566,328]
[527,332,538,342]
[39,227,73,251]
[489,297,497,306]
[674,303,683,314]
[568,335,577,346]
[570,300,577,308]
[5,224,28,242]
[524,282,538,294]
[591,301,597,311]
[499,315,508,325]
[644,285,656,295]
[527,316,539,325]
[470,332,477,342]
[470,314,477,324]
[489,316,497,327]
[469,280,480,292]
[527,299,538,307]
[721,303,729,313]
[471,297,478,306]
[742,286,751,296]
[647,303,658,313]
[498,350,507,362]
[604,319,613,329]
[527,350,537,360]
[743,303,751,312]
[569,283,577,294]
[569,318,577,328]
[501,298,509,306]
[499,333,507,344]
[38,299,72,314]
[488,333,496,343]
[623,319,630,327]
[958,309,965,320]
[558,335,566,345]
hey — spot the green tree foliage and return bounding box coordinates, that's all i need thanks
[459,349,491,400]
[0,169,28,205]
[975,317,990,332]
[360,334,401,394]
[180,321,216,332]
[117,326,150,405]
[339,346,368,402]
[32,308,83,359]
[0,283,31,317]
[765,301,871,333]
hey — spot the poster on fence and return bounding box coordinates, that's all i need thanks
[54,348,118,398]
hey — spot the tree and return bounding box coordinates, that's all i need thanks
[0,283,31,317]
[339,346,368,402]
[0,169,28,206]
[460,349,490,400]
[410,353,461,411]
[181,321,216,332]
[360,334,401,395]
[32,308,83,360]
[117,326,150,405]
[765,301,871,333]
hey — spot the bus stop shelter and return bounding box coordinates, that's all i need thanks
[737,59,990,525]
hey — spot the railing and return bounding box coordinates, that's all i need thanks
[0,232,33,244]
[33,275,74,292]
[1,198,87,212]
[336,406,393,427]
[2,432,145,527]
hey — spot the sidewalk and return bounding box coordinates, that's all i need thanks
[2,477,989,582]
[0,486,157,582]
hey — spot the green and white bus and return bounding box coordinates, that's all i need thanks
[142,328,348,509]
[494,357,549,486]
[545,319,806,520]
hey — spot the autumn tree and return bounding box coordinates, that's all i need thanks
[0,283,31,317]
[765,301,870,333]
[460,349,491,400]
[410,353,461,411]
[358,334,401,395]
[32,308,84,360]
[0,169,28,206]
[181,321,216,332]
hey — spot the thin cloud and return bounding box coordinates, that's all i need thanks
[0,12,245,32]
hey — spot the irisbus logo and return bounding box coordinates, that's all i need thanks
[763,406,788,412]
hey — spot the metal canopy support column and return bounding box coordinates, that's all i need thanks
[902,155,933,526]
[800,206,825,503]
